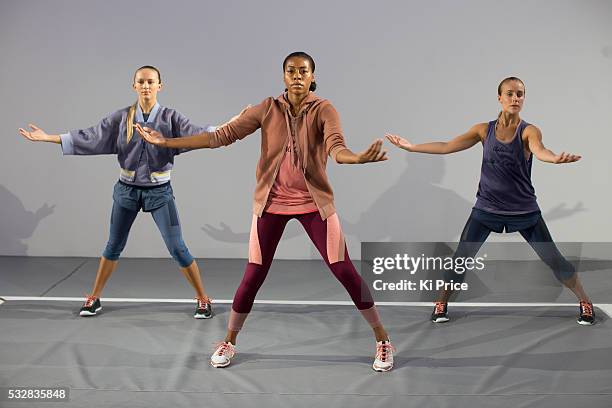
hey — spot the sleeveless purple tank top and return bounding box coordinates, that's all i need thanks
[474,119,540,214]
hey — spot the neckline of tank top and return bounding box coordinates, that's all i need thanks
[493,119,523,145]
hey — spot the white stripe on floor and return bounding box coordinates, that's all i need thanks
[0,295,609,317]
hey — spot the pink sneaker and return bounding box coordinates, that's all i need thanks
[373,340,395,372]
[210,342,235,368]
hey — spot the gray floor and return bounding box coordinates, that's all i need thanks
[1,256,612,407]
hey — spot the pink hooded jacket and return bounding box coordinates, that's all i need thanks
[208,92,348,220]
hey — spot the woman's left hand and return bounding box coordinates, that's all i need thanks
[552,151,581,164]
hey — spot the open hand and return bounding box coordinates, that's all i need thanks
[385,133,414,151]
[18,124,49,142]
[356,139,387,163]
[552,152,581,164]
[134,123,166,146]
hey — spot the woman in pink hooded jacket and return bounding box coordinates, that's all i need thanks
[136,52,394,372]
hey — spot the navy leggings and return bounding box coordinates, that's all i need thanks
[102,199,194,267]
[447,213,575,283]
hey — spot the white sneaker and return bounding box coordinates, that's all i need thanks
[210,341,235,368]
[372,340,394,372]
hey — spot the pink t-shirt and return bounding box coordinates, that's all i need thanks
[265,116,317,215]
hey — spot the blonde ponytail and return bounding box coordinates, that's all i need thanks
[126,102,137,143]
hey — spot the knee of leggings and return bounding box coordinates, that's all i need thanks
[167,242,193,268]
[334,268,359,284]
[238,274,266,294]
[102,241,125,261]
[553,262,576,282]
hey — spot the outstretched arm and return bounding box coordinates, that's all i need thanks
[21,111,120,155]
[18,124,61,144]
[385,123,486,154]
[525,125,581,164]
[136,102,261,150]
[335,140,388,164]
[136,123,213,149]
[318,103,387,164]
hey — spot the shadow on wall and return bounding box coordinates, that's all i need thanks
[0,185,55,255]
[344,154,469,242]
[201,217,301,243]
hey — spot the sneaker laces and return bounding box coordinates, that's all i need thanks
[195,296,212,308]
[83,294,97,308]
[213,341,235,357]
[376,342,395,362]
[434,302,447,315]
[580,301,593,317]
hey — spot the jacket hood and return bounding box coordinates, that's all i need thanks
[275,92,326,112]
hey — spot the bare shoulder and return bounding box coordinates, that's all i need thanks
[523,123,542,139]
[471,122,489,141]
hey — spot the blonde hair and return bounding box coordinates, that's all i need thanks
[126,102,137,143]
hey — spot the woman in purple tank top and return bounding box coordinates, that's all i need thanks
[386,77,594,326]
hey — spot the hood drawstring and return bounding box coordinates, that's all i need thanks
[302,109,309,174]
[284,103,313,173]
[283,110,300,171]
[278,92,321,174]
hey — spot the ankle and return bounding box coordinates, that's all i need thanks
[224,335,237,344]
[374,329,389,342]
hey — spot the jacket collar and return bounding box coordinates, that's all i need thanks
[276,92,321,114]
[135,101,161,123]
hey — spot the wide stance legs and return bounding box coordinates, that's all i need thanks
[80,198,211,318]
[211,212,393,371]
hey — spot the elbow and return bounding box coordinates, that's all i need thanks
[440,143,452,154]
[530,149,544,162]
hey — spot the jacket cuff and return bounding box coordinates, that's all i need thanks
[329,146,348,162]
[207,130,222,148]
[59,133,74,155]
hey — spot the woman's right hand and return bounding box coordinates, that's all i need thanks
[385,133,415,152]
[18,124,54,142]
[134,123,167,146]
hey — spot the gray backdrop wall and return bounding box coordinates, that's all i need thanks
[1,0,611,259]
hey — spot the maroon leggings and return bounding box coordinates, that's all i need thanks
[231,211,375,314]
